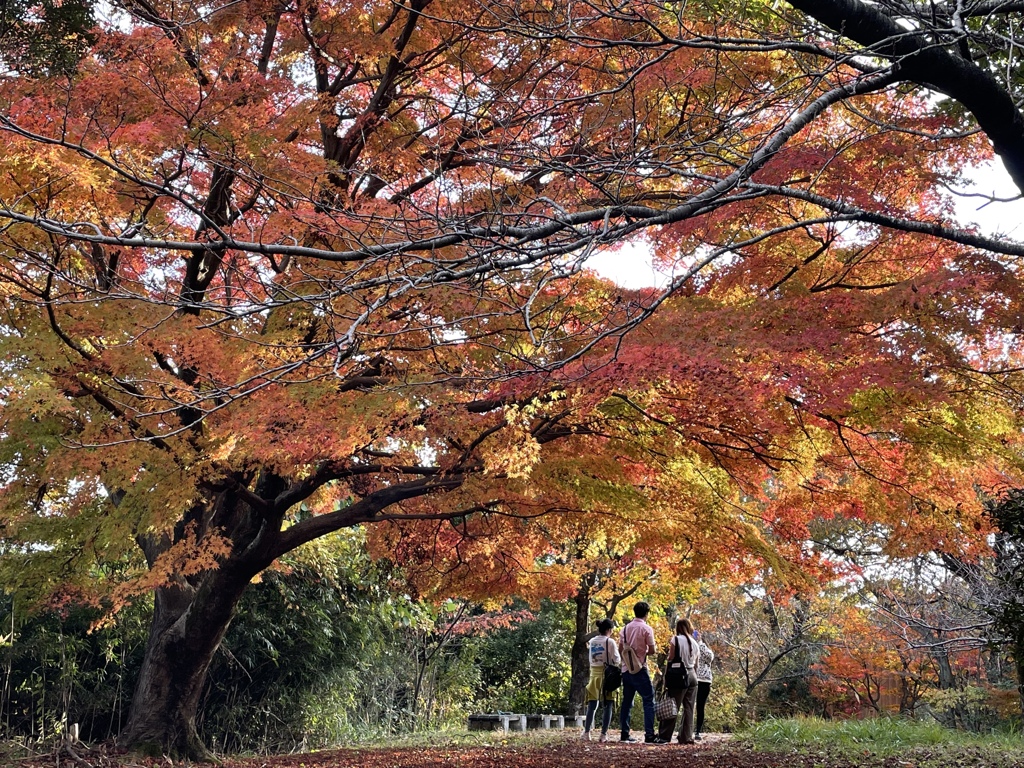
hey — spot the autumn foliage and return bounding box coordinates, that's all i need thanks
[3,0,1024,758]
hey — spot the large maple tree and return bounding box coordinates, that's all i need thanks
[3,0,1024,758]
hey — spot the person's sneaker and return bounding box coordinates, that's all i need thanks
[694,734,703,742]
[598,733,608,743]
[580,731,591,741]
[620,734,638,743]
[644,736,669,744]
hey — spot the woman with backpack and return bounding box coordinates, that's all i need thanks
[581,617,621,742]
[656,617,699,744]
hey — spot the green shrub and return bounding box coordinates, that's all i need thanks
[472,600,572,715]
[704,671,745,732]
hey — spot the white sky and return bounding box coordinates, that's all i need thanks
[953,159,1024,239]
[587,242,675,289]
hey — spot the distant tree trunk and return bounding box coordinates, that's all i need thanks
[898,673,916,717]
[568,589,593,716]
[120,564,252,761]
[1014,636,1024,718]
[934,650,955,691]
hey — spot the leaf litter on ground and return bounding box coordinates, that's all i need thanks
[7,731,1024,768]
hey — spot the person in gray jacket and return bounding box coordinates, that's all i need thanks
[693,628,715,741]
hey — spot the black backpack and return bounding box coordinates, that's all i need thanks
[601,637,622,696]
[665,636,686,689]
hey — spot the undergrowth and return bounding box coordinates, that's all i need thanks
[740,716,1023,756]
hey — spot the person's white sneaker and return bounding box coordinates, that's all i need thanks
[580,731,591,741]
[598,733,608,743]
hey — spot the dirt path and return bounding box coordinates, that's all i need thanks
[229,739,801,768]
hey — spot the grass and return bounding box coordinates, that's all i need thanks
[740,716,1023,758]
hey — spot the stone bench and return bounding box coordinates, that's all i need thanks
[467,713,527,733]
[524,714,565,729]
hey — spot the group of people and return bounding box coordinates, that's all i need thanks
[581,601,714,745]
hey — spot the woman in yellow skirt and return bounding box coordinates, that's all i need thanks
[582,618,621,742]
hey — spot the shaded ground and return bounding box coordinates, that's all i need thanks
[8,732,1023,768]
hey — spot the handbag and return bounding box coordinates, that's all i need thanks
[602,638,622,696]
[654,693,678,720]
[654,655,679,721]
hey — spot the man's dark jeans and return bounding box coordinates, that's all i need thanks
[619,667,656,738]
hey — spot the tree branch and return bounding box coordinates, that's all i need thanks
[271,474,465,558]
[788,0,1024,192]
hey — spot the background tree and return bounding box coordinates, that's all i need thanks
[986,490,1024,716]
[0,0,94,75]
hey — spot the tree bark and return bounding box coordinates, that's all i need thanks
[112,466,469,759]
[119,562,253,760]
[567,591,592,716]
[1015,635,1024,719]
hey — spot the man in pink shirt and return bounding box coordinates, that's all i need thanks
[617,602,667,744]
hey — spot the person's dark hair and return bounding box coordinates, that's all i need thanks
[596,618,614,634]
[633,601,650,618]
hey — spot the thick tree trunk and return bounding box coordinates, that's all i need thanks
[567,592,592,716]
[110,465,447,759]
[119,564,252,761]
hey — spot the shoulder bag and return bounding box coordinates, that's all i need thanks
[620,623,644,674]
